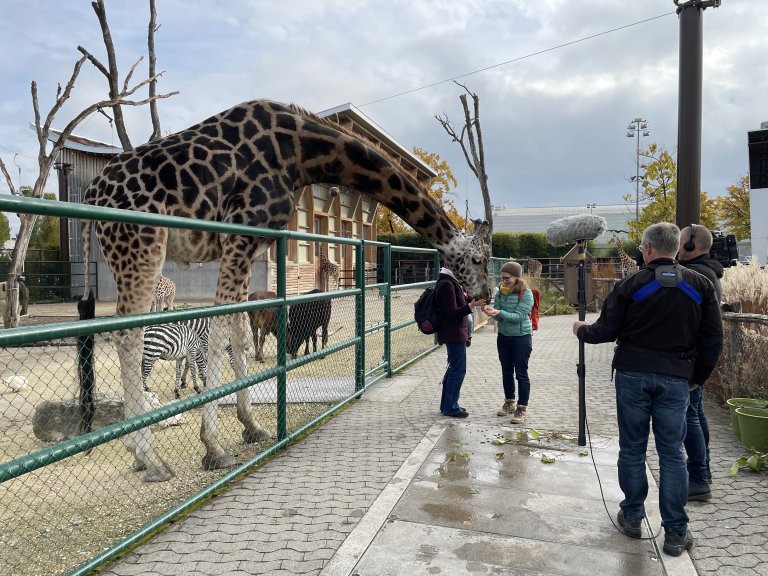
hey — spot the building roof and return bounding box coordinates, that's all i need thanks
[47,128,123,156]
[492,203,642,243]
[319,103,437,180]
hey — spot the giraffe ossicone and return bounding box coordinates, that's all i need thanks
[81,99,490,482]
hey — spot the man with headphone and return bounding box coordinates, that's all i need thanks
[678,224,724,302]
[678,224,725,503]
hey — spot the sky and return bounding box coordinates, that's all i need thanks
[0,0,766,234]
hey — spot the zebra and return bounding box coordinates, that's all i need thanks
[142,323,207,399]
[177,317,236,389]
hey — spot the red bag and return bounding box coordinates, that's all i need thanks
[518,289,540,330]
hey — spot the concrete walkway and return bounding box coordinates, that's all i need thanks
[98,314,768,576]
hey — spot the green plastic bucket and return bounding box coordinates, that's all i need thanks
[727,398,768,439]
[735,407,768,453]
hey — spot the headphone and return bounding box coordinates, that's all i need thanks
[683,223,697,252]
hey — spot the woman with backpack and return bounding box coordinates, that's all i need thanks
[433,267,486,418]
[483,261,534,424]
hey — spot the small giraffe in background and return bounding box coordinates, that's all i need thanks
[150,275,176,312]
[525,256,542,278]
[319,244,340,290]
[609,235,639,277]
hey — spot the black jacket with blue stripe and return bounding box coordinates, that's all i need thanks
[577,258,723,384]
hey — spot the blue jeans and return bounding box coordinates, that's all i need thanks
[440,342,467,415]
[496,334,532,405]
[684,386,709,484]
[615,370,690,533]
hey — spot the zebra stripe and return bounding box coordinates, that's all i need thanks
[178,317,236,387]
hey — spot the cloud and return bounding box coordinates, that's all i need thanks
[0,0,764,231]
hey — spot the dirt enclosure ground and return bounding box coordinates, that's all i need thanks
[0,293,431,575]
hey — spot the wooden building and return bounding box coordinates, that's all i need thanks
[267,103,437,294]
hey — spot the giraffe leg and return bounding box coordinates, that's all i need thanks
[101,222,173,481]
[118,326,174,481]
[200,246,270,470]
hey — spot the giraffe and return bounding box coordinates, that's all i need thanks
[81,99,491,482]
[609,234,639,277]
[318,244,339,290]
[525,256,542,278]
[149,275,176,312]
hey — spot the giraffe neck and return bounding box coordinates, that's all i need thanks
[247,101,460,254]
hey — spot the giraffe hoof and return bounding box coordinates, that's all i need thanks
[242,426,271,444]
[142,465,174,482]
[201,452,236,470]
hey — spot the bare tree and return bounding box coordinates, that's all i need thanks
[78,0,164,144]
[147,0,163,141]
[76,0,134,151]
[435,81,493,236]
[0,55,177,327]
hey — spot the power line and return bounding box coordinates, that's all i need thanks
[361,11,675,107]
[0,145,35,160]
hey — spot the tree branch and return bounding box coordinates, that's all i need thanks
[148,0,162,141]
[76,46,108,78]
[0,158,18,196]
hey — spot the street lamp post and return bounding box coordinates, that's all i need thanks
[626,117,650,223]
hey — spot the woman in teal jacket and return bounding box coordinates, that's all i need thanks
[483,261,534,424]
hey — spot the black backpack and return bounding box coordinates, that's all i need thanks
[414,285,441,335]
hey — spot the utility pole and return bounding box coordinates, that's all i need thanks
[674,0,720,228]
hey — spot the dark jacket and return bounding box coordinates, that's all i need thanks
[434,272,471,344]
[680,254,724,303]
[576,259,723,385]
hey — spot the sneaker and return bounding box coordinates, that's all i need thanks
[663,529,694,556]
[510,405,527,424]
[497,399,516,416]
[617,510,642,539]
[688,482,712,502]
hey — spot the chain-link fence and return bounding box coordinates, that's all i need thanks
[0,196,438,576]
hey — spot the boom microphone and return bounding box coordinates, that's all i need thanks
[546,214,607,246]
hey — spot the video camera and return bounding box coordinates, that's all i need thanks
[709,230,739,268]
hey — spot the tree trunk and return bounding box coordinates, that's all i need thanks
[4,214,37,328]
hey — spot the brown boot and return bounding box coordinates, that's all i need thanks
[510,405,527,424]
[497,399,516,416]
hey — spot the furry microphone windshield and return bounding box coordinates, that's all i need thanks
[546,214,607,246]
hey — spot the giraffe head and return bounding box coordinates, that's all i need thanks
[441,221,492,301]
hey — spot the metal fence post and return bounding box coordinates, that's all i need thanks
[383,244,392,377]
[355,240,365,392]
[276,236,288,440]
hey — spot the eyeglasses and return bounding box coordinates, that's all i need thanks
[501,275,513,281]
[637,242,651,252]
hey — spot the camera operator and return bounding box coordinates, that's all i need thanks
[677,224,724,502]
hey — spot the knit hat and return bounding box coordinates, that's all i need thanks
[501,261,522,277]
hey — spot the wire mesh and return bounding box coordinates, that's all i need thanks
[0,240,441,576]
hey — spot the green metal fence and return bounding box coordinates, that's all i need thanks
[0,194,439,576]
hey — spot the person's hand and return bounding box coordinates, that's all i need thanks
[484,306,500,317]
[572,320,589,336]
[470,298,486,309]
